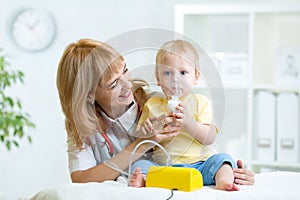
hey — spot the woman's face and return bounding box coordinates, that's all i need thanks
[95,62,133,118]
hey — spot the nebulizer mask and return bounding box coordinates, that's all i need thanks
[167,81,180,113]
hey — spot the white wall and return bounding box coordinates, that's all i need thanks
[0,0,298,199]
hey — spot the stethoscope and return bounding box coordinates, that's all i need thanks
[96,126,114,157]
[95,120,138,158]
[95,102,138,158]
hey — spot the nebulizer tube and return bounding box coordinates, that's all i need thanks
[103,140,171,184]
[168,81,180,112]
[103,160,131,177]
[128,140,172,175]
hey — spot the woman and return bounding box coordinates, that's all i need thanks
[56,38,255,185]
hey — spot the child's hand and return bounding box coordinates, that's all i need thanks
[172,103,192,128]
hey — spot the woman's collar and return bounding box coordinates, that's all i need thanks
[98,100,137,131]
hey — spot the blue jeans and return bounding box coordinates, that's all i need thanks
[131,153,236,185]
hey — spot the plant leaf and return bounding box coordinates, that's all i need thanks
[27,136,32,143]
[13,141,19,147]
[6,141,11,150]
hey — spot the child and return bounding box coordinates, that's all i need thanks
[130,39,239,191]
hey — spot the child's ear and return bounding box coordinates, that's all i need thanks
[193,71,200,85]
[155,71,161,86]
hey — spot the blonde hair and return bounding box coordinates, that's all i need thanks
[156,39,200,73]
[57,39,148,149]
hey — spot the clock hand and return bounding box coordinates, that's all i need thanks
[31,19,40,29]
[25,17,39,30]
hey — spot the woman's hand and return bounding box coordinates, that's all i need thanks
[233,160,255,185]
[139,113,181,143]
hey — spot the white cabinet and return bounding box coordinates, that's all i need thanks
[175,4,300,172]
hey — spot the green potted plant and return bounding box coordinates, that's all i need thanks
[0,49,35,150]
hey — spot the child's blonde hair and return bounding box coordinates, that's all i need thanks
[156,39,200,74]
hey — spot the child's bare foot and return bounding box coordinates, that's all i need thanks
[216,181,239,191]
[129,168,145,188]
[215,163,239,191]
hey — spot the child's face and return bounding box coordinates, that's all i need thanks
[156,57,199,98]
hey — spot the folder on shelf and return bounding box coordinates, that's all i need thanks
[253,91,276,161]
[276,93,300,162]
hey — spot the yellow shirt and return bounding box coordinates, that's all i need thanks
[138,94,217,164]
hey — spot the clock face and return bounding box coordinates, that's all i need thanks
[11,8,56,52]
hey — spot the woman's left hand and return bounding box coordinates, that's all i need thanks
[233,160,255,185]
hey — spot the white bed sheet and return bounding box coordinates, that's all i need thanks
[26,171,300,200]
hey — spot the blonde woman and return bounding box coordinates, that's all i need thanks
[56,38,254,185]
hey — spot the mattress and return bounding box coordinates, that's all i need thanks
[26,171,300,200]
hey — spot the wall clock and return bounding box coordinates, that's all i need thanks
[10,8,56,52]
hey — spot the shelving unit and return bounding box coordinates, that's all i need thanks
[175,4,300,172]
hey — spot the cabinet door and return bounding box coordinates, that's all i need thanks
[253,91,276,161]
[277,93,299,162]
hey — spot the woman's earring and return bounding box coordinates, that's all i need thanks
[87,96,95,105]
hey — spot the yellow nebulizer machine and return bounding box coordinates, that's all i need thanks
[146,165,203,192]
[127,140,203,192]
